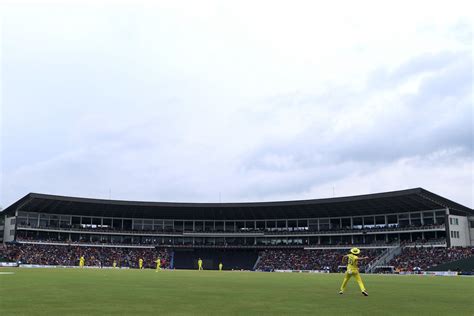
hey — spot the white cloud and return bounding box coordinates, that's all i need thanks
[1,1,472,208]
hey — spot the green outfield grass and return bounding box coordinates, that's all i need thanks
[0,268,473,315]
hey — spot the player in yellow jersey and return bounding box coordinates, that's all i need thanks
[218,262,223,271]
[79,256,85,268]
[139,258,144,269]
[339,248,369,296]
[155,258,161,272]
[198,258,203,270]
[113,260,117,268]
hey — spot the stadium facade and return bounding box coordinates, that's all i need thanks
[2,188,473,252]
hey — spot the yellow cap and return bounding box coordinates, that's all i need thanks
[350,248,361,255]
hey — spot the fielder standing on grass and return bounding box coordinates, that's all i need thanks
[155,258,161,272]
[339,248,369,296]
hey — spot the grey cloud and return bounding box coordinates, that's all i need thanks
[241,51,473,190]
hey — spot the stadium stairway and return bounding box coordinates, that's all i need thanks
[366,245,402,273]
[252,254,262,270]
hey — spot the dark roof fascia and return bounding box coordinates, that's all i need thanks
[1,188,472,217]
[17,188,424,209]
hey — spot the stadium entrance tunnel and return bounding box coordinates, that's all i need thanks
[172,249,259,270]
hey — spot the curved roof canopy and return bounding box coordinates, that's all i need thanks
[1,188,472,220]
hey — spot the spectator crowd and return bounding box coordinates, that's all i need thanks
[256,249,383,272]
[388,247,474,271]
[2,243,171,269]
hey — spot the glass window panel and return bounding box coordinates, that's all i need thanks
[133,219,143,230]
[436,216,445,225]
[123,219,132,230]
[424,217,434,225]
[39,214,49,227]
[82,217,92,225]
[308,219,318,231]
[288,220,297,230]
[163,221,173,232]
[245,221,255,229]
[387,215,398,225]
[194,221,204,232]
[174,221,184,232]
[205,221,214,232]
[153,221,163,231]
[215,221,224,232]
[92,217,101,225]
[224,221,234,232]
[102,218,112,227]
[297,219,308,228]
[71,216,81,226]
[266,221,276,230]
[319,218,330,231]
[399,214,409,227]
[363,217,374,226]
[341,218,351,229]
[17,216,28,226]
[411,216,422,226]
[49,215,59,227]
[375,216,385,225]
[143,219,153,230]
[236,221,245,231]
[352,217,363,229]
[184,221,193,232]
[112,219,122,229]
[330,218,341,230]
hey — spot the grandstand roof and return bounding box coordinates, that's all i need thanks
[1,188,473,220]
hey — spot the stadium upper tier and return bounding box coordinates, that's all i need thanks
[2,188,473,219]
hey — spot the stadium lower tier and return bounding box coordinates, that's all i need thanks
[256,249,383,272]
[2,244,171,269]
[2,243,473,272]
[387,246,474,271]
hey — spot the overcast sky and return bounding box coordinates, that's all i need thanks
[1,1,473,208]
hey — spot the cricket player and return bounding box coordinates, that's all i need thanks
[79,256,85,268]
[155,258,161,272]
[113,260,117,268]
[339,248,369,296]
[198,258,203,270]
[139,258,144,269]
[218,262,223,271]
